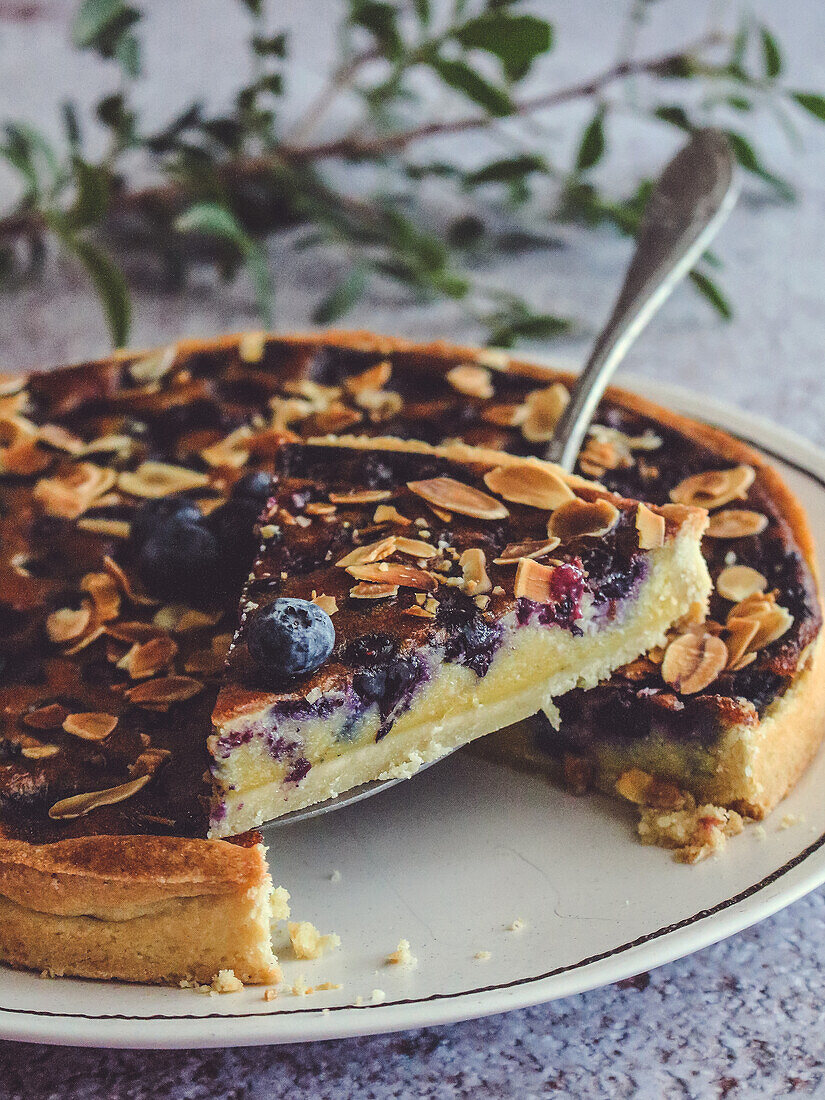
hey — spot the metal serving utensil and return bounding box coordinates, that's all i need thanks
[268,129,738,829]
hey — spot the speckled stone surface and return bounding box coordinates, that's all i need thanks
[2,1,825,1095]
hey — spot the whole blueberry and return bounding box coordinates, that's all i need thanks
[130,496,202,550]
[247,598,335,677]
[137,518,221,600]
[232,470,273,506]
[210,496,264,564]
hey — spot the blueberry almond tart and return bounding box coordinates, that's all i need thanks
[0,327,819,984]
[208,437,710,835]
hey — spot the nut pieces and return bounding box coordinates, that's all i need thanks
[705,509,768,539]
[661,632,728,695]
[547,497,620,542]
[407,476,509,520]
[63,713,119,741]
[716,565,767,603]
[669,466,755,510]
[48,775,151,820]
[635,503,665,550]
[482,463,574,511]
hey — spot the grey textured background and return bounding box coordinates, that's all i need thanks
[1,2,825,1096]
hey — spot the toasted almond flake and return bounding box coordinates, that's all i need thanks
[547,497,620,542]
[306,502,337,516]
[49,775,151,820]
[34,463,117,519]
[724,616,760,669]
[103,555,159,606]
[669,466,755,510]
[705,509,769,539]
[726,591,774,622]
[446,363,494,399]
[118,461,209,499]
[426,503,453,523]
[749,604,794,649]
[65,625,106,655]
[311,403,363,434]
[355,388,403,423]
[80,433,134,457]
[344,360,392,395]
[81,572,121,622]
[579,438,623,476]
[483,463,574,511]
[494,537,561,565]
[128,345,176,385]
[239,330,266,362]
[459,548,491,595]
[63,712,119,741]
[77,518,132,539]
[347,562,437,591]
[716,565,767,603]
[394,537,438,559]
[407,477,508,520]
[126,676,203,709]
[175,607,223,633]
[481,402,526,428]
[329,489,392,505]
[514,558,559,602]
[312,593,339,616]
[46,607,91,644]
[106,620,167,644]
[521,384,569,443]
[635,503,665,550]
[22,743,60,760]
[373,504,410,526]
[130,746,173,778]
[184,647,224,675]
[200,426,253,469]
[404,604,436,618]
[0,374,24,397]
[38,423,85,454]
[349,582,399,599]
[661,632,728,694]
[336,536,398,568]
[117,636,179,679]
[23,704,67,730]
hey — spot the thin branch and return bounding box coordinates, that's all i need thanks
[283,47,381,145]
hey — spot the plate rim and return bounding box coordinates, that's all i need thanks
[4,373,825,1048]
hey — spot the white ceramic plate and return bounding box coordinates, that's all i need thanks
[4,378,825,1049]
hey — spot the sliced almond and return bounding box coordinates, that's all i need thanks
[481,402,527,428]
[0,415,52,476]
[311,593,339,616]
[38,423,85,454]
[716,565,767,603]
[346,563,437,591]
[446,364,494,399]
[117,636,178,679]
[661,632,728,694]
[34,463,116,519]
[336,536,398,568]
[46,606,91,644]
[200,426,253,469]
[459,548,491,595]
[23,704,67,730]
[103,555,159,606]
[77,518,132,539]
[129,746,172,778]
[126,676,203,710]
[635,503,665,550]
[669,465,755,510]
[106,620,167,644]
[394,537,438,559]
[521,384,570,443]
[373,504,410,526]
[81,572,121,622]
[404,604,436,618]
[63,712,119,741]
[407,477,508,520]
[343,360,392,395]
[706,509,769,539]
[483,463,574,511]
[494,537,560,565]
[329,489,392,505]
[80,433,134,458]
[310,403,363,434]
[118,461,209,499]
[548,497,620,542]
[724,617,760,669]
[306,502,337,516]
[514,558,558,602]
[354,389,403,423]
[22,743,60,760]
[48,775,151,820]
[749,604,794,649]
[184,649,225,675]
[128,345,176,385]
[349,582,399,599]
[239,330,266,363]
[65,625,106,655]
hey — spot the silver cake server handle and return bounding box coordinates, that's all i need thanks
[545,128,739,472]
[267,131,738,831]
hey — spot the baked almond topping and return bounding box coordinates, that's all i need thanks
[328,489,392,505]
[130,747,172,778]
[343,360,392,395]
[77,518,132,539]
[305,501,337,516]
[547,497,620,542]
[459,547,491,595]
[48,775,151,820]
[46,607,91,644]
[353,389,403,422]
[238,330,266,362]
[493,537,561,564]
[669,465,755,510]
[349,582,400,599]
[103,555,159,606]
[705,509,769,539]
[716,565,767,603]
[0,415,52,476]
[346,562,437,591]
[311,593,339,616]
[724,616,760,670]
[62,712,119,741]
[661,631,728,694]
[394,537,438,559]
[407,476,509,520]
[635,503,665,550]
[38,423,85,454]
[311,403,363,434]
[23,704,67,730]
[521,384,569,443]
[372,503,408,525]
[125,676,204,709]
[81,572,121,622]
[22,744,60,760]
[446,363,494,399]
[514,557,559,602]
[480,402,526,428]
[117,636,179,679]
[336,536,398,568]
[128,345,176,385]
[200,426,253,469]
[482,463,574,511]
[106,620,167,645]
[34,463,117,519]
[727,594,794,650]
[118,461,209,499]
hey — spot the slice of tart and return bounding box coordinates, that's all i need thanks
[208,438,711,836]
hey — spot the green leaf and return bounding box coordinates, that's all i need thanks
[72,0,124,48]
[72,239,131,346]
[251,32,287,57]
[429,58,512,117]
[313,266,367,323]
[68,158,110,228]
[239,0,263,15]
[653,105,692,131]
[688,270,732,320]
[454,13,553,81]
[575,107,606,173]
[115,31,141,77]
[760,26,782,79]
[62,101,82,150]
[792,92,825,122]
[725,131,795,200]
[412,0,431,25]
[464,153,546,186]
[350,1,403,61]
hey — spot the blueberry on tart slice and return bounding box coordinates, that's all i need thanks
[208,437,711,835]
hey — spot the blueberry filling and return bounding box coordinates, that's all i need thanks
[436,594,503,677]
[516,562,587,631]
[345,633,428,739]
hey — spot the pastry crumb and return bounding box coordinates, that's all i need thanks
[385,939,417,969]
[270,885,291,922]
[474,950,491,961]
[370,988,385,1004]
[330,869,342,882]
[780,813,804,830]
[288,920,341,959]
[355,995,364,1006]
[507,918,526,932]
[753,824,767,841]
[211,969,244,994]
[263,988,278,1002]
